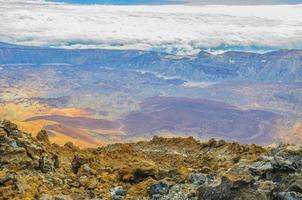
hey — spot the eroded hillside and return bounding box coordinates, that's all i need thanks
[0,120,301,200]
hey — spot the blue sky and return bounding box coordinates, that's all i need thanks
[49,0,302,5]
[49,0,183,5]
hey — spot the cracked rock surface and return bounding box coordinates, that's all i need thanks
[0,120,301,200]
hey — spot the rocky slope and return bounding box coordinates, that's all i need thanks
[0,120,302,200]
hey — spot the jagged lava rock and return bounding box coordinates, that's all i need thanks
[0,120,301,200]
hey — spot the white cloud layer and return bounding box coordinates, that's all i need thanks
[0,0,302,54]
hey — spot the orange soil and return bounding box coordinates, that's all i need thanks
[277,122,302,145]
[0,101,122,148]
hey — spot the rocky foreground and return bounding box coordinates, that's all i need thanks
[0,120,302,200]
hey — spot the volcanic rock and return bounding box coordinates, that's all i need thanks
[0,120,301,199]
[36,130,50,143]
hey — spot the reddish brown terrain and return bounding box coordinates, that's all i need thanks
[123,97,278,144]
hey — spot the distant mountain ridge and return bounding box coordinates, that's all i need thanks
[1,42,302,82]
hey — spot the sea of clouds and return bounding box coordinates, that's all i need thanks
[0,0,302,55]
